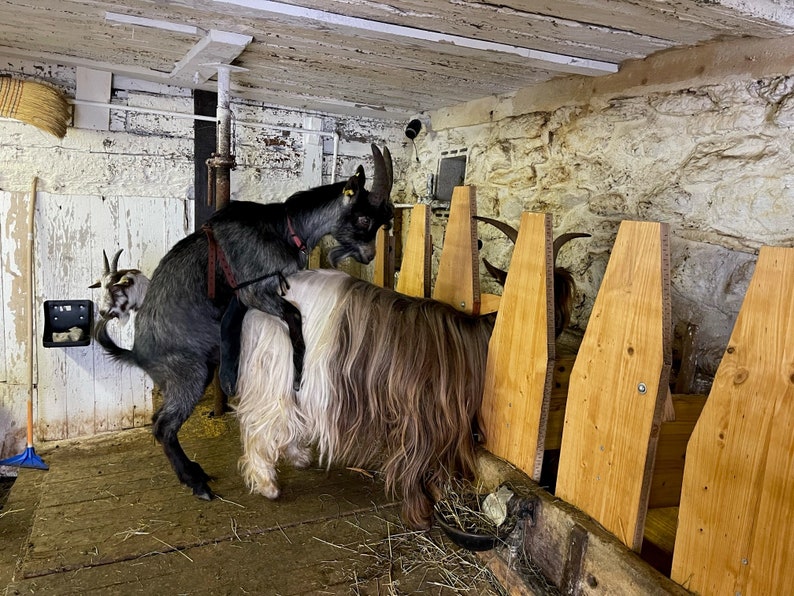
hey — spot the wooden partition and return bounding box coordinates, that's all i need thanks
[433,186,481,313]
[373,225,395,289]
[395,204,431,297]
[394,204,794,593]
[556,221,672,551]
[480,212,554,480]
[671,246,794,595]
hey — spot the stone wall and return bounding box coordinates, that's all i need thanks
[403,70,794,392]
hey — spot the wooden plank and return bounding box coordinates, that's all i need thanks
[35,193,97,440]
[476,450,691,596]
[671,246,794,596]
[118,195,168,429]
[556,221,671,551]
[372,225,394,289]
[433,186,479,313]
[0,191,31,388]
[90,194,123,434]
[672,322,699,394]
[0,192,8,385]
[544,354,576,451]
[395,204,431,297]
[648,394,707,509]
[641,506,679,575]
[480,212,554,481]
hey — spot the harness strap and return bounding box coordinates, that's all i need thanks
[286,215,307,254]
[202,223,238,299]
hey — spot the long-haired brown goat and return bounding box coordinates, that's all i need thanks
[235,269,495,530]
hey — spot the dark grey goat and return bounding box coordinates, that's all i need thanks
[94,144,394,500]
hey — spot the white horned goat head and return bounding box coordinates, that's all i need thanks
[89,249,149,324]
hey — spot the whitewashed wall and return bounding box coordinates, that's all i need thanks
[403,60,794,392]
[0,59,406,458]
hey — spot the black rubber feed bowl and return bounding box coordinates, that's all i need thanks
[435,512,514,552]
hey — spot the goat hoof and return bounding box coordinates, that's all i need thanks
[193,485,215,501]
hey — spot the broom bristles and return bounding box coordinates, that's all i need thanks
[0,76,70,138]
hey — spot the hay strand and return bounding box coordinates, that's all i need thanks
[0,76,70,138]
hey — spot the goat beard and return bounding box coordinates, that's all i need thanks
[235,269,493,530]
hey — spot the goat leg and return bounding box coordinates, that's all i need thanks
[151,367,216,500]
[280,298,305,392]
[219,295,248,396]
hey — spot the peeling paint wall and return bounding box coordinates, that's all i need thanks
[1,59,406,456]
[404,71,794,392]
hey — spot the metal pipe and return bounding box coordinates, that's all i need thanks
[70,99,344,185]
[213,65,233,211]
[68,99,338,137]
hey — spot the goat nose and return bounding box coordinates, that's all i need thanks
[360,244,376,263]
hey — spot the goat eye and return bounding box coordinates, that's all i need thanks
[356,216,372,229]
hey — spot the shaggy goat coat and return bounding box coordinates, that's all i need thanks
[236,269,494,530]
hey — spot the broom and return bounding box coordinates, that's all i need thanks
[0,177,48,470]
[0,76,69,138]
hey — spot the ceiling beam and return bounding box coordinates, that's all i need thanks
[214,0,618,76]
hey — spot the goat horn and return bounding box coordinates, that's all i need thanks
[368,144,393,206]
[553,233,591,263]
[482,258,508,285]
[102,250,110,275]
[473,216,517,284]
[472,216,518,243]
[110,249,123,274]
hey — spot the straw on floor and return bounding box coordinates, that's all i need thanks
[0,76,69,138]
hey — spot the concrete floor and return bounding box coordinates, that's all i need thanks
[0,400,507,595]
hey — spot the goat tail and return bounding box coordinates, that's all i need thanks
[93,317,138,367]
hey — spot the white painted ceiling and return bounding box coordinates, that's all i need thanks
[2,0,793,119]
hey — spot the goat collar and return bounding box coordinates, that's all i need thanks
[286,215,307,254]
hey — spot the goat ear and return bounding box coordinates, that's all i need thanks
[88,281,101,289]
[343,168,363,202]
[116,275,133,288]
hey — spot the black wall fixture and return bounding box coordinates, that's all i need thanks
[405,118,422,162]
[404,118,422,139]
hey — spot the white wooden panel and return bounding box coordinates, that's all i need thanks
[34,193,96,440]
[0,191,11,384]
[118,195,164,428]
[89,195,122,434]
[0,381,28,460]
[3,190,196,444]
[1,191,28,386]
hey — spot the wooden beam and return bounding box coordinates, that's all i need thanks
[216,0,618,76]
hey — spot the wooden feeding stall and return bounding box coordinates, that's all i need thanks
[388,186,794,594]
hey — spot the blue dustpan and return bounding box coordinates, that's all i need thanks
[0,445,48,470]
